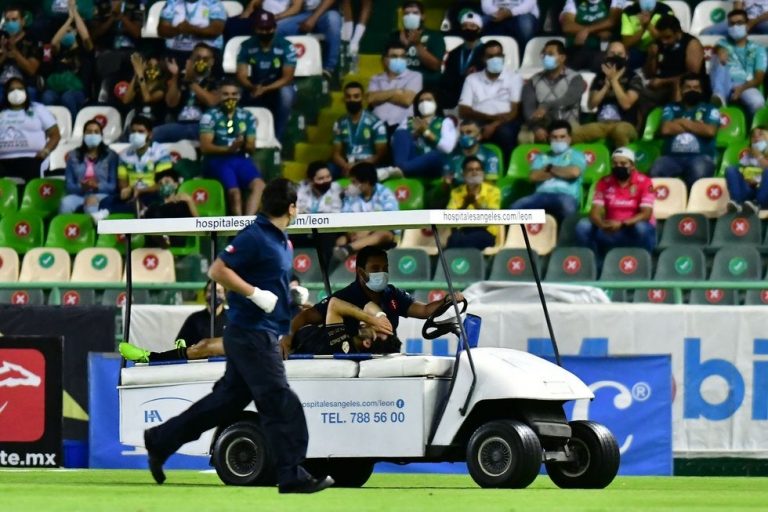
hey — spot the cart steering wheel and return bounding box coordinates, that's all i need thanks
[421,298,468,340]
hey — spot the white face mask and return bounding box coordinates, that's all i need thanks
[346,183,361,197]
[418,100,437,117]
[7,88,26,106]
[403,12,421,30]
[465,174,484,186]
[365,271,389,292]
[129,132,147,149]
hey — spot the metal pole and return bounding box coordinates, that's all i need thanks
[209,232,217,338]
[312,228,333,297]
[123,234,133,344]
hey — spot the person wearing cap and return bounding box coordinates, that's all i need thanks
[560,0,625,72]
[236,9,297,140]
[574,146,656,262]
[158,0,227,69]
[441,9,485,109]
[388,1,445,90]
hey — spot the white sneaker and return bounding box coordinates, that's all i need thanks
[376,166,404,182]
[90,209,110,223]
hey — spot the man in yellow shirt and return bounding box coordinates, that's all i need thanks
[446,155,501,250]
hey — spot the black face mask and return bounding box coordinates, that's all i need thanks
[612,166,631,181]
[257,32,275,44]
[682,91,703,106]
[461,29,480,42]
[345,101,363,114]
[314,182,332,194]
[604,55,627,70]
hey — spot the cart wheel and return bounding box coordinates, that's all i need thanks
[212,420,275,486]
[545,420,620,489]
[466,420,542,488]
[326,458,375,487]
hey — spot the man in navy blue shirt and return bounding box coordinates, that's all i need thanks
[143,178,333,494]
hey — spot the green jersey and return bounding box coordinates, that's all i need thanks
[199,106,257,147]
[332,111,387,162]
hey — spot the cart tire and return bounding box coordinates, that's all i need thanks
[545,420,620,489]
[212,420,275,486]
[466,420,542,488]
[326,459,375,487]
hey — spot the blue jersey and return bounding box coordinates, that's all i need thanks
[218,215,292,334]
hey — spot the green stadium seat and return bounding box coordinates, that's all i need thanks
[497,176,534,208]
[19,178,65,218]
[0,288,45,305]
[177,179,226,217]
[95,213,145,255]
[0,177,18,216]
[383,178,425,210]
[627,140,661,174]
[329,253,358,286]
[174,254,208,282]
[642,107,663,141]
[53,288,97,306]
[432,248,486,284]
[488,248,541,281]
[388,248,431,283]
[710,213,761,248]
[600,248,652,302]
[0,212,44,254]
[292,248,327,285]
[752,105,768,129]
[45,213,95,254]
[716,107,747,149]
[545,247,597,281]
[168,235,201,258]
[507,144,549,180]
[101,288,151,307]
[573,143,610,184]
[482,143,505,176]
[657,213,709,248]
[718,141,750,176]
[581,181,596,215]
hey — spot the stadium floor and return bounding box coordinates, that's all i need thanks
[2,471,767,511]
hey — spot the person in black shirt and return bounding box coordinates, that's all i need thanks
[440,9,485,109]
[143,169,198,248]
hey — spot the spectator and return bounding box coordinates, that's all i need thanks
[153,43,219,143]
[236,10,296,139]
[710,9,767,117]
[275,0,342,79]
[119,53,167,125]
[620,0,674,69]
[510,120,585,223]
[295,160,342,262]
[230,0,301,37]
[199,79,264,216]
[367,42,422,134]
[519,39,585,144]
[725,126,768,213]
[575,146,656,261]
[703,0,768,36]
[143,169,199,248]
[481,0,539,52]
[390,88,458,179]
[40,3,94,120]
[32,0,96,42]
[441,9,485,109]
[335,162,398,260]
[458,39,522,158]
[0,6,42,95]
[117,116,173,209]
[60,119,117,221]
[446,156,501,250]
[561,0,624,72]
[341,0,372,55]
[572,41,640,147]
[389,1,445,90]
[331,81,387,177]
[445,119,501,183]
[649,74,720,189]
[0,77,60,183]
[158,0,226,68]
[90,0,144,100]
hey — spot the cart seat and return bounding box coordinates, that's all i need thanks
[358,355,454,378]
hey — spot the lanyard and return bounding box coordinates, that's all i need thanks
[183,0,200,22]
[458,45,478,75]
[347,114,366,150]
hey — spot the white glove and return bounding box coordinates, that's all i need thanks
[291,285,309,306]
[247,287,278,313]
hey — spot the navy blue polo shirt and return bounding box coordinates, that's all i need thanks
[218,215,292,334]
[313,280,414,338]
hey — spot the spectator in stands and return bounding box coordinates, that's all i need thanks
[519,39,585,144]
[297,160,343,214]
[649,74,720,189]
[725,126,768,214]
[275,0,342,79]
[446,119,501,183]
[91,0,144,101]
[481,0,539,52]
[153,43,219,143]
[31,0,96,42]
[446,156,501,250]
[0,77,60,183]
[158,0,226,68]
[575,146,656,261]
[572,41,640,147]
[143,169,199,248]
[0,6,42,96]
[200,79,264,216]
[367,42,422,134]
[620,0,674,70]
[510,120,585,223]
[40,3,94,120]
[458,39,522,158]
[119,53,167,125]
[236,10,296,139]
[710,9,767,117]
[117,116,173,208]
[335,162,398,260]
[703,1,768,36]
[389,1,445,90]
[60,119,117,220]
[330,81,387,177]
[341,0,372,55]
[561,0,624,72]
[441,9,484,109]
[390,88,458,179]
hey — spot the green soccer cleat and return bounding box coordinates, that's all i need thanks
[175,339,187,350]
[119,342,150,363]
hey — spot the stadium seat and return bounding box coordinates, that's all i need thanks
[626,140,661,174]
[642,107,663,142]
[718,141,750,175]
[557,214,583,247]
[480,35,520,70]
[744,288,768,305]
[444,35,463,54]
[520,36,564,71]
[244,107,281,149]
[0,288,45,305]
[573,143,610,184]
[710,212,762,248]
[177,179,226,217]
[254,147,282,180]
[710,245,763,281]
[657,213,709,248]
[162,140,197,162]
[174,253,208,283]
[412,288,448,303]
[49,141,81,172]
[388,247,431,283]
[483,225,506,256]
[581,181,596,215]
[293,142,333,164]
[545,247,597,281]
[488,248,541,281]
[329,253,357,286]
[690,1,730,35]
[383,178,425,210]
[651,177,687,219]
[665,0,692,31]
[686,177,729,217]
[71,247,123,282]
[141,0,164,38]
[600,247,652,302]
[716,107,747,149]
[0,247,19,281]
[399,227,451,256]
[655,245,707,281]
[18,247,71,282]
[689,287,740,305]
[291,248,327,284]
[167,235,201,258]
[47,105,73,140]
[432,248,485,284]
[0,212,44,254]
[20,178,64,218]
[223,35,249,74]
[45,213,95,254]
[482,143,505,176]
[497,175,534,208]
[507,144,549,180]
[125,248,176,283]
[54,288,96,306]
[72,106,123,144]
[633,287,678,304]
[222,0,243,17]
[281,161,307,182]
[0,177,18,216]
[580,72,596,114]
[95,213,145,254]
[752,106,768,129]
[286,35,324,77]
[102,288,151,306]
[504,214,558,256]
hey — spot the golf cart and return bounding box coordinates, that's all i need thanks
[101,209,620,489]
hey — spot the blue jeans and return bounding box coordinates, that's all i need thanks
[511,192,579,224]
[41,89,86,120]
[276,10,342,72]
[650,154,715,189]
[60,193,109,214]
[244,86,295,140]
[725,166,768,207]
[152,122,200,143]
[702,20,768,35]
[710,57,765,115]
[483,13,538,54]
[574,218,657,261]
[391,128,447,179]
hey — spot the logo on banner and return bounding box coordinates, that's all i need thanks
[0,350,45,442]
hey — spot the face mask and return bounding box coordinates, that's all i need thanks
[418,100,436,117]
[604,55,627,70]
[461,28,480,42]
[365,271,389,292]
[7,88,26,106]
[403,12,421,30]
[639,0,656,11]
[257,32,275,44]
[465,174,483,186]
[459,134,477,149]
[682,90,703,106]
[611,166,631,181]
[346,183,361,197]
[61,32,76,48]
[345,100,362,114]
[159,182,176,198]
[728,24,747,40]
[145,67,160,81]
[4,20,20,36]
[84,133,102,148]
[223,98,238,112]
[193,59,210,74]
[210,294,225,309]
[753,140,768,153]
[551,140,569,154]
[388,57,407,75]
[129,132,147,149]
[314,181,332,194]
[542,54,559,71]
[486,56,504,74]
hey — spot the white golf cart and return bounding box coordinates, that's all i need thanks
[100,210,620,489]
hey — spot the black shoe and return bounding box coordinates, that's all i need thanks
[278,475,334,494]
[144,429,166,485]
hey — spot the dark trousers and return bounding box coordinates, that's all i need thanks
[146,325,310,485]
